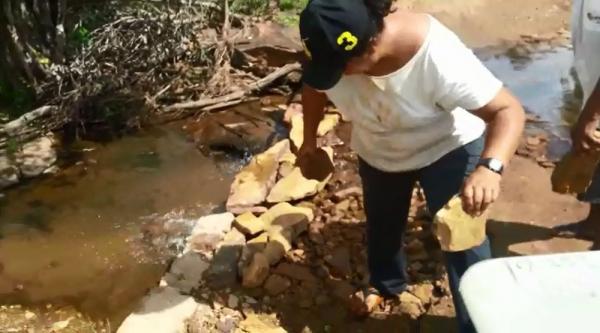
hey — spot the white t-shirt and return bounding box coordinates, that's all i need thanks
[325,16,502,172]
[573,0,600,107]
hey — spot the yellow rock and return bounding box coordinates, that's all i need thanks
[266,147,333,203]
[433,196,487,252]
[278,151,297,178]
[267,225,294,253]
[289,113,341,149]
[551,150,600,194]
[248,232,269,250]
[236,313,287,333]
[317,113,341,136]
[226,140,291,214]
[259,202,314,227]
[289,114,304,149]
[234,212,265,236]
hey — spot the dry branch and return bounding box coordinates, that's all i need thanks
[163,62,301,113]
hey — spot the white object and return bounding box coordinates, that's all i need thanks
[460,251,600,333]
[324,15,502,172]
[117,287,200,333]
[573,0,600,107]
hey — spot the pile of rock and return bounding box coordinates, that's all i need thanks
[118,104,454,332]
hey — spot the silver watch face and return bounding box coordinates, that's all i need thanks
[488,159,503,172]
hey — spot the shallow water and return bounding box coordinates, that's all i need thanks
[0,124,238,325]
[483,47,579,133]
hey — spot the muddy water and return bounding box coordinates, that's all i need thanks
[0,125,239,326]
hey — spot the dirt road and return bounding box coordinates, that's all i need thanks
[400,0,571,48]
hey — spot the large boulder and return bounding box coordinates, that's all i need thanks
[226,140,291,214]
[117,287,199,333]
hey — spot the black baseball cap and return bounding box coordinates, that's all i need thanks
[300,0,377,90]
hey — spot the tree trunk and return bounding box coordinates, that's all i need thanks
[0,0,66,101]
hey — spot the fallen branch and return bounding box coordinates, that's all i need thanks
[163,62,301,113]
[1,105,57,136]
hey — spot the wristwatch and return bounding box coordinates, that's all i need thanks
[478,158,504,175]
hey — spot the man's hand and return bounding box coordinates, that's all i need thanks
[572,116,600,153]
[461,166,502,217]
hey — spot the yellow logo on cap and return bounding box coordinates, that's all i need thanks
[301,38,312,60]
[337,31,358,51]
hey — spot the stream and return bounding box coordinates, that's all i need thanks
[0,46,582,329]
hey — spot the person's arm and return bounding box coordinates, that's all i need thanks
[295,84,329,176]
[463,88,525,216]
[298,84,327,152]
[572,78,600,152]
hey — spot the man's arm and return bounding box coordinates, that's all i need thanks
[573,78,600,152]
[463,88,526,216]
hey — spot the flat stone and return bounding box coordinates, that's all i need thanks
[187,213,235,256]
[272,263,317,283]
[267,226,294,253]
[242,252,270,288]
[434,196,487,252]
[263,274,292,296]
[204,243,242,290]
[248,232,269,251]
[0,156,19,189]
[325,247,352,278]
[266,168,328,203]
[234,212,265,236]
[260,202,314,230]
[15,136,57,178]
[226,140,291,214]
[117,287,199,333]
[222,228,246,247]
[164,251,210,293]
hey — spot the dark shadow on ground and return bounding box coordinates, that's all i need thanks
[487,219,558,257]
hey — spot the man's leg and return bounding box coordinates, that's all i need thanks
[359,157,417,296]
[419,137,492,333]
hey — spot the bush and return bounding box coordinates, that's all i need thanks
[230,0,269,15]
[278,0,308,12]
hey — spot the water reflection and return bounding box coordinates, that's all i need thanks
[481,47,582,139]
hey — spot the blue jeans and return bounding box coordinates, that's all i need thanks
[359,137,491,333]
